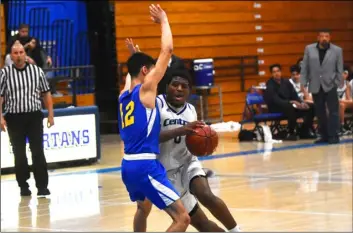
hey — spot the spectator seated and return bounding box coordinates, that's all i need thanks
[263,64,316,141]
[338,67,353,135]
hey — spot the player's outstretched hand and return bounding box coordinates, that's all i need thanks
[183,121,205,135]
[149,4,167,24]
[125,38,141,55]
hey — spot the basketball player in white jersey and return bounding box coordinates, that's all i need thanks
[155,69,241,232]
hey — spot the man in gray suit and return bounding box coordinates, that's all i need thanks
[300,29,343,144]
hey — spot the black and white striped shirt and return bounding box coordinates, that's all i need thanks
[0,63,50,114]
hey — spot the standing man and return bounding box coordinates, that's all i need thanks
[300,29,343,144]
[0,42,54,197]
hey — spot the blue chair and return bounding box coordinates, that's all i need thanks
[240,92,287,134]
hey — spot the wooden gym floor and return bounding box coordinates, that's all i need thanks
[1,133,352,232]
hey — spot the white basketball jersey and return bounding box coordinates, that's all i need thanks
[157,94,197,171]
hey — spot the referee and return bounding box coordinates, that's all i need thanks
[0,42,54,197]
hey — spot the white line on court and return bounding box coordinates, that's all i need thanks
[229,207,352,217]
[8,226,80,232]
[217,173,352,184]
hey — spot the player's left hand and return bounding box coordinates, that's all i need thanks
[125,38,139,55]
[183,121,205,135]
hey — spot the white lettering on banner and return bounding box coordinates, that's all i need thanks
[193,64,213,71]
[0,114,97,169]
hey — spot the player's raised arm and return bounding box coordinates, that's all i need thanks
[140,4,173,109]
[119,73,132,97]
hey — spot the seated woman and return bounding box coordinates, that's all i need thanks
[338,67,353,134]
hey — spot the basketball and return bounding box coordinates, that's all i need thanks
[185,125,219,156]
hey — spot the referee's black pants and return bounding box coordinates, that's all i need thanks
[5,111,48,189]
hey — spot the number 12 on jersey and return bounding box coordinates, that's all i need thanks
[119,101,135,128]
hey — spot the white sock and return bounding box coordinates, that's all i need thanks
[228,225,241,232]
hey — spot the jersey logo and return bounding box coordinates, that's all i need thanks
[163,118,188,126]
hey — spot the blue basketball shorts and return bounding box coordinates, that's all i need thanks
[121,159,180,210]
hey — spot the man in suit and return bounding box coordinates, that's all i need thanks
[300,29,344,144]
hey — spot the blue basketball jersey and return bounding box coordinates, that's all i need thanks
[118,84,161,155]
[119,84,180,210]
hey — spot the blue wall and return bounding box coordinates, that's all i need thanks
[8,0,90,67]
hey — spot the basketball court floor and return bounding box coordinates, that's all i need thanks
[1,133,352,232]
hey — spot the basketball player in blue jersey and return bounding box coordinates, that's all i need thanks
[118,4,190,232]
[134,69,239,232]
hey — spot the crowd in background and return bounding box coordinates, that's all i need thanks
[263,30,353,143]
[2,25,353,144]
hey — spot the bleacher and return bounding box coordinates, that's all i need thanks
[117,55,259,123]
[0,4,6,68]
[2,0,353,132]
[114,1,353,123]
[4,0,94,105]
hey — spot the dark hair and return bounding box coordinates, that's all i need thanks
[343,64,351,81]
[343,64,350,72]
[290,64,301,73]
[296,57,303,65]
[19,24,29,30]
[318,28,331,34]
[269,64,281,72]
[167,68,192,87]
[127,52,155,78]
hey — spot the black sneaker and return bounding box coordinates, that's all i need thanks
[339,125,349,136]
[300,130,317,139]
[20,188,32,196]
[315,138,328,144]
[37,188,51,197]
[285,133,298,141]
[328,137,340,144]
[343,124,352,135]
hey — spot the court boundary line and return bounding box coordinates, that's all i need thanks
[12,226,80,232]
[1,138,352,181]
[217,173,352,184]
[229,207,352,217]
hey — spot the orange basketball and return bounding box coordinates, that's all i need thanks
[185,125,219,156]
